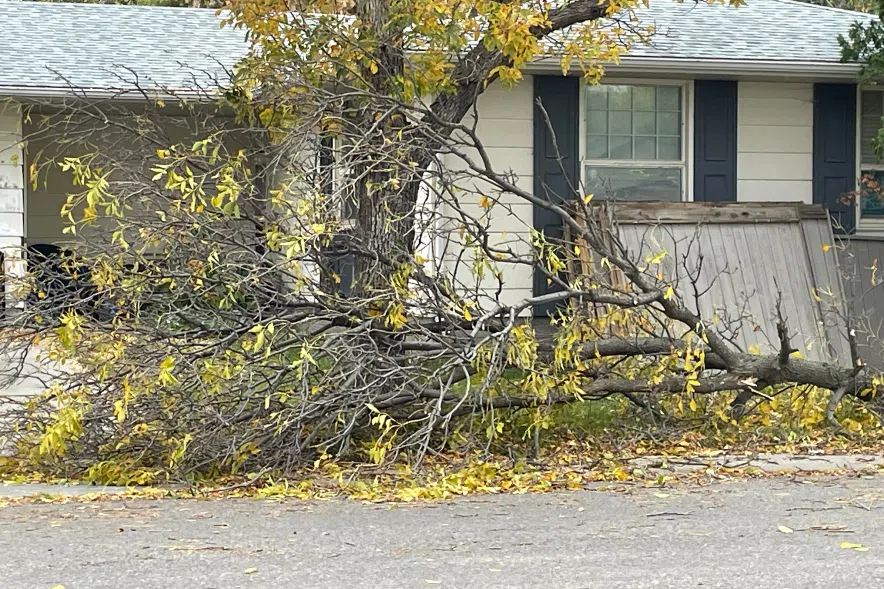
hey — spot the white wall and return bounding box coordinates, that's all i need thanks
[0,106,25,308]
[0,107,24,234]
[737,82,814,203]
[440,75,536,310]
[442,78,820,312]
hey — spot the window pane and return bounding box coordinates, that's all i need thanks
[861,117,881,165]
[863,91,883,117]
[861,116,882,165]
[657,86,680,111]
[861,171,884,217]
[634,136,656,160]
[632,86,656,111]
[609,110,631,135]
[609,135,632,159]
[584,83,682,164]
[608,86,631,110]
[585,166,682,201]
[657,137,681,161]
[586,135,608,159]
[634,111,656,135]
[658,112,680,136]
[586,110,607,135]
[586,86,608,110]
[862,92,884,165]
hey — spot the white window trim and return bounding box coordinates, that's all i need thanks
[855,86,884,236]
[316,134,358,226]
[579,78,694,203]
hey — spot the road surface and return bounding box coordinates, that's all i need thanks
[1,474,883,589]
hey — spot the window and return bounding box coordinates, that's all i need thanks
[583,83,685,202]
[317,135,357,220]
[860,90,884,220]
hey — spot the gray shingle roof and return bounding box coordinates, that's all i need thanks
[0,0,875,96]
[628,0,873,63]
[0,0,247,94]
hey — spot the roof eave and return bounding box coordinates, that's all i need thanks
[528,57,864,80]
[1,57,864,100]
[0,84,220,101]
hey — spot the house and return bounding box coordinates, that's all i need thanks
[0,0,881,359]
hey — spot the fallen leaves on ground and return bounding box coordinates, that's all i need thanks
[4,407,884,506]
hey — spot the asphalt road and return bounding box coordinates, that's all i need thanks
[2,475,884,589]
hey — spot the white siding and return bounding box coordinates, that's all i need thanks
[0,106,25,309]
[440,76,536,310]
[737,82,814,203]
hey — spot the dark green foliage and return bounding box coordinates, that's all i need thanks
[842,1,884,159]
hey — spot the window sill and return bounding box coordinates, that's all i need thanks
[851,229,884,241]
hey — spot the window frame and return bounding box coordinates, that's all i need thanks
[579,78,693,203]
[317,134,358,224]
[856,86,884,234]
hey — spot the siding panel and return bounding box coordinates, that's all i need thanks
[737,82,814,203]
[438,77,538,308]
[739,97,813,127]
[738,153,813,181]
[737,180,813,203]
[738,124,813,153]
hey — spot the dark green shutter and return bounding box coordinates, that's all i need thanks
[693,80,737,202]
[532,75,580,315]
[813,83,857,234]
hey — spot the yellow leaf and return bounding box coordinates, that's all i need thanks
[649,250,667,265]
[50,586,66,589]
[777,525,794,534]
[841,542,869,551]
[463,308,473,321]
[244,567,259,574]
[821,244,831,252]
[689,398,698,412]
[664,286,675,300]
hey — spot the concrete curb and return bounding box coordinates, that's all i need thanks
[0,482,132,499]
[629,452,884,475]
[2,454,883,499]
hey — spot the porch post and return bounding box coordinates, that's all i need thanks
[0,104,26,314]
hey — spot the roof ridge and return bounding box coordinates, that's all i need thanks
[766,0,873,19]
